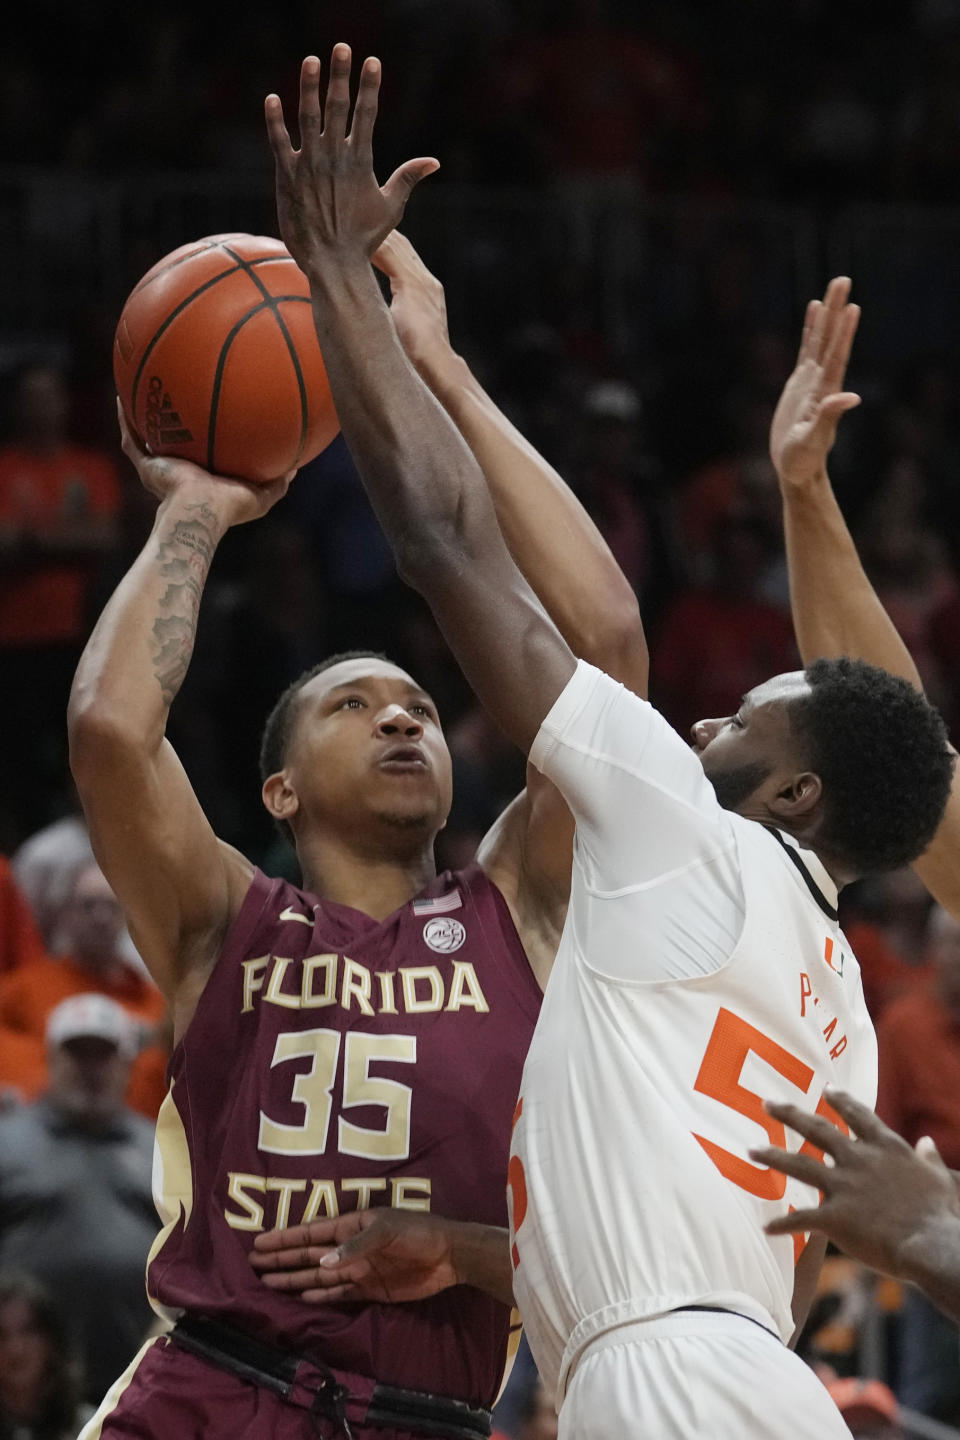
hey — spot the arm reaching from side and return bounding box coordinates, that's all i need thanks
[371,231,648,980]
[265,49,576,757]
[250,1210,515,1307]
[771,277,960,915]
[770,277,917,684]
[750,1089,960,1325]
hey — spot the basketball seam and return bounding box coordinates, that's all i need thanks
[127,242,292,419]
[128,239,279,300]
[219,244,310,472]
[206,296,313,474]
[130,264,255,419]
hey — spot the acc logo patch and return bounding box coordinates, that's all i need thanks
[423,917,467,954]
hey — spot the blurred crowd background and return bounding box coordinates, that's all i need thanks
[3,1,960,1437]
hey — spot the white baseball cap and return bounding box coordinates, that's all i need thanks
[46,994,137,1058]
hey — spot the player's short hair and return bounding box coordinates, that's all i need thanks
[259,650,389,785]
[790,657,954,874]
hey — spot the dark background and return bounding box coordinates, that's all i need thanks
[5,0,960,869]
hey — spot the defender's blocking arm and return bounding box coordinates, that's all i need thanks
[373,231,648,697]
[265,50,576,755]
[67,414,287,1007]
[372,232,647,975]
[771,277,960,916]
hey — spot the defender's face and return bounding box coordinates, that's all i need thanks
[281,658,453,834]
[691,671,812,812]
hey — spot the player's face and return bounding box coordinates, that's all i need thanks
[691,671,812,812]
[280,658,453,838]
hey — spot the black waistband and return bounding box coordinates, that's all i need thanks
[676,1305,781,1340]
[168,1315,493,1440]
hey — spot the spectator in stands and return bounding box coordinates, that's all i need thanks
[0,1270,92,1439]
[841,868,934,1023]
[508,1372,558,1440]
[0,861,168,1117]
[875,904,960,1424]
[0,856,53,1104]
[0,359,121,845]
[0,855,46,975]
[11,800,96,955]
[12,793,144,969]
[0,995,158,1405]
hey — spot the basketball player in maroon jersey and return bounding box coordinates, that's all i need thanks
[68,133,646,1440]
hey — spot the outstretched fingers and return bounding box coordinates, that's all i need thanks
[264,92,295,164]
[803,276,852,372]
[322,43,353,142]
[349,57,382,160]
[763,1098,858,1160]
[816,1087,897,1144]
[766,1207,826,1237]
[822,301,861,396]
[748,1144,829,1191]
[380,157,441,214]
[797,299,820,366]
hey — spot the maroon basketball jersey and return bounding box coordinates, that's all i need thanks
[147,863,541,1405]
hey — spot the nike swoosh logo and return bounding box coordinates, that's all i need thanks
[278,906,313,927]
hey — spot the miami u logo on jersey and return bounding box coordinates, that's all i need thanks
[823,937,845,976]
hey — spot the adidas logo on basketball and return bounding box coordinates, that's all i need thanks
[145,374,194,447]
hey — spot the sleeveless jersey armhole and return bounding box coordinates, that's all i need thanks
[461,863,543,1024]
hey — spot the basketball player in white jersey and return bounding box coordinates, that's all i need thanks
[261,48,954,1437]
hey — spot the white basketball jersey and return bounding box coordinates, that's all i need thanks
[511,662,878,1405]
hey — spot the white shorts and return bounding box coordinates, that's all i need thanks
[558,1310,853,1439]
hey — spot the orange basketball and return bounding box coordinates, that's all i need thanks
[113,233,340,483]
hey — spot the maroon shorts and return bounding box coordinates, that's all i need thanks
[79,1336,469,1440]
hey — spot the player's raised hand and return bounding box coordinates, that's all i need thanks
[769,277,861,492]
[372,231,452,377]
[749,1088,960,1279]
[250,1209,462,1304]
[116,402,293,527]
[265,47,439,276]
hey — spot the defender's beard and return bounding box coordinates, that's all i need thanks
[708,760,772,812]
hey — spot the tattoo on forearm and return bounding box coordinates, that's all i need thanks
[150,507,219,705]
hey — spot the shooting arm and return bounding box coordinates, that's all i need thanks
[68,437,282,1001]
